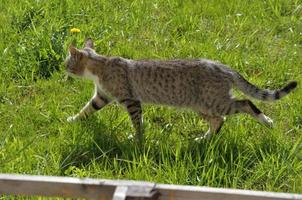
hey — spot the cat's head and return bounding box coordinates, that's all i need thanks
[65,39,94,77]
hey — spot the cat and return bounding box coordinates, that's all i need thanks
[65,38,297,143]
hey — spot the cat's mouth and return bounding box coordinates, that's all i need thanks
[66,68,76,74]
[66,71,78,79]
[66,69,77,76]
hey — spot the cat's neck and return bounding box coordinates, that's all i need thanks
[84,52,108,80]
[83,68,99,82]
[88,52,108,63]
[83,55,108,82]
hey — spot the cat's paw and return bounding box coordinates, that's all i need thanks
[194,136,205,142]
[258,113,274,128]
[194,131,212,142]
[127,133,134,140]
[67,115,79,123]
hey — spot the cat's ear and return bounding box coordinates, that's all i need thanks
[84,38,94,49]
[69,45,78,56]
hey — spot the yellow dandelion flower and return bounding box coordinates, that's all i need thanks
[70,28,81,33]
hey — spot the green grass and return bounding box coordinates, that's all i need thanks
[0,0,302,198]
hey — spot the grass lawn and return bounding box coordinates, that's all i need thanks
[0,0,302,198]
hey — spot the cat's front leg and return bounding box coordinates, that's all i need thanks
[67,92,110,122]
[119,98,144,145]
[195,113,225,141]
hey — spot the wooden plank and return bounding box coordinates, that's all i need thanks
[0,174,114,199]
[0,174,302,200]
[156,184,302,200]
[0,174,155,200]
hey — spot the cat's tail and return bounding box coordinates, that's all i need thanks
[233,72,297,101]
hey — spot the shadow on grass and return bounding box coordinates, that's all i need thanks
[59,118,246,172]
[58,115,140,175]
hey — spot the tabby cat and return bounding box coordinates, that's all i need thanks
[65,39,297,143]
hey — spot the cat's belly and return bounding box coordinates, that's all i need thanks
[134,83,200,108]
[133,79,231,113]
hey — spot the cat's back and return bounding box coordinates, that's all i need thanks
[128,58,235,81]
[132,58,214,70]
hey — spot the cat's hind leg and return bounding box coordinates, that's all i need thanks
[67,91,110,122]
[225,99,273,128]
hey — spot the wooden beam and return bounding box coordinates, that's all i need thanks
[0,174,302,200]
[0,174,155,200]
[156,184,302,200]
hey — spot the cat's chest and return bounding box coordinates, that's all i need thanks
[84,69,111,96]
